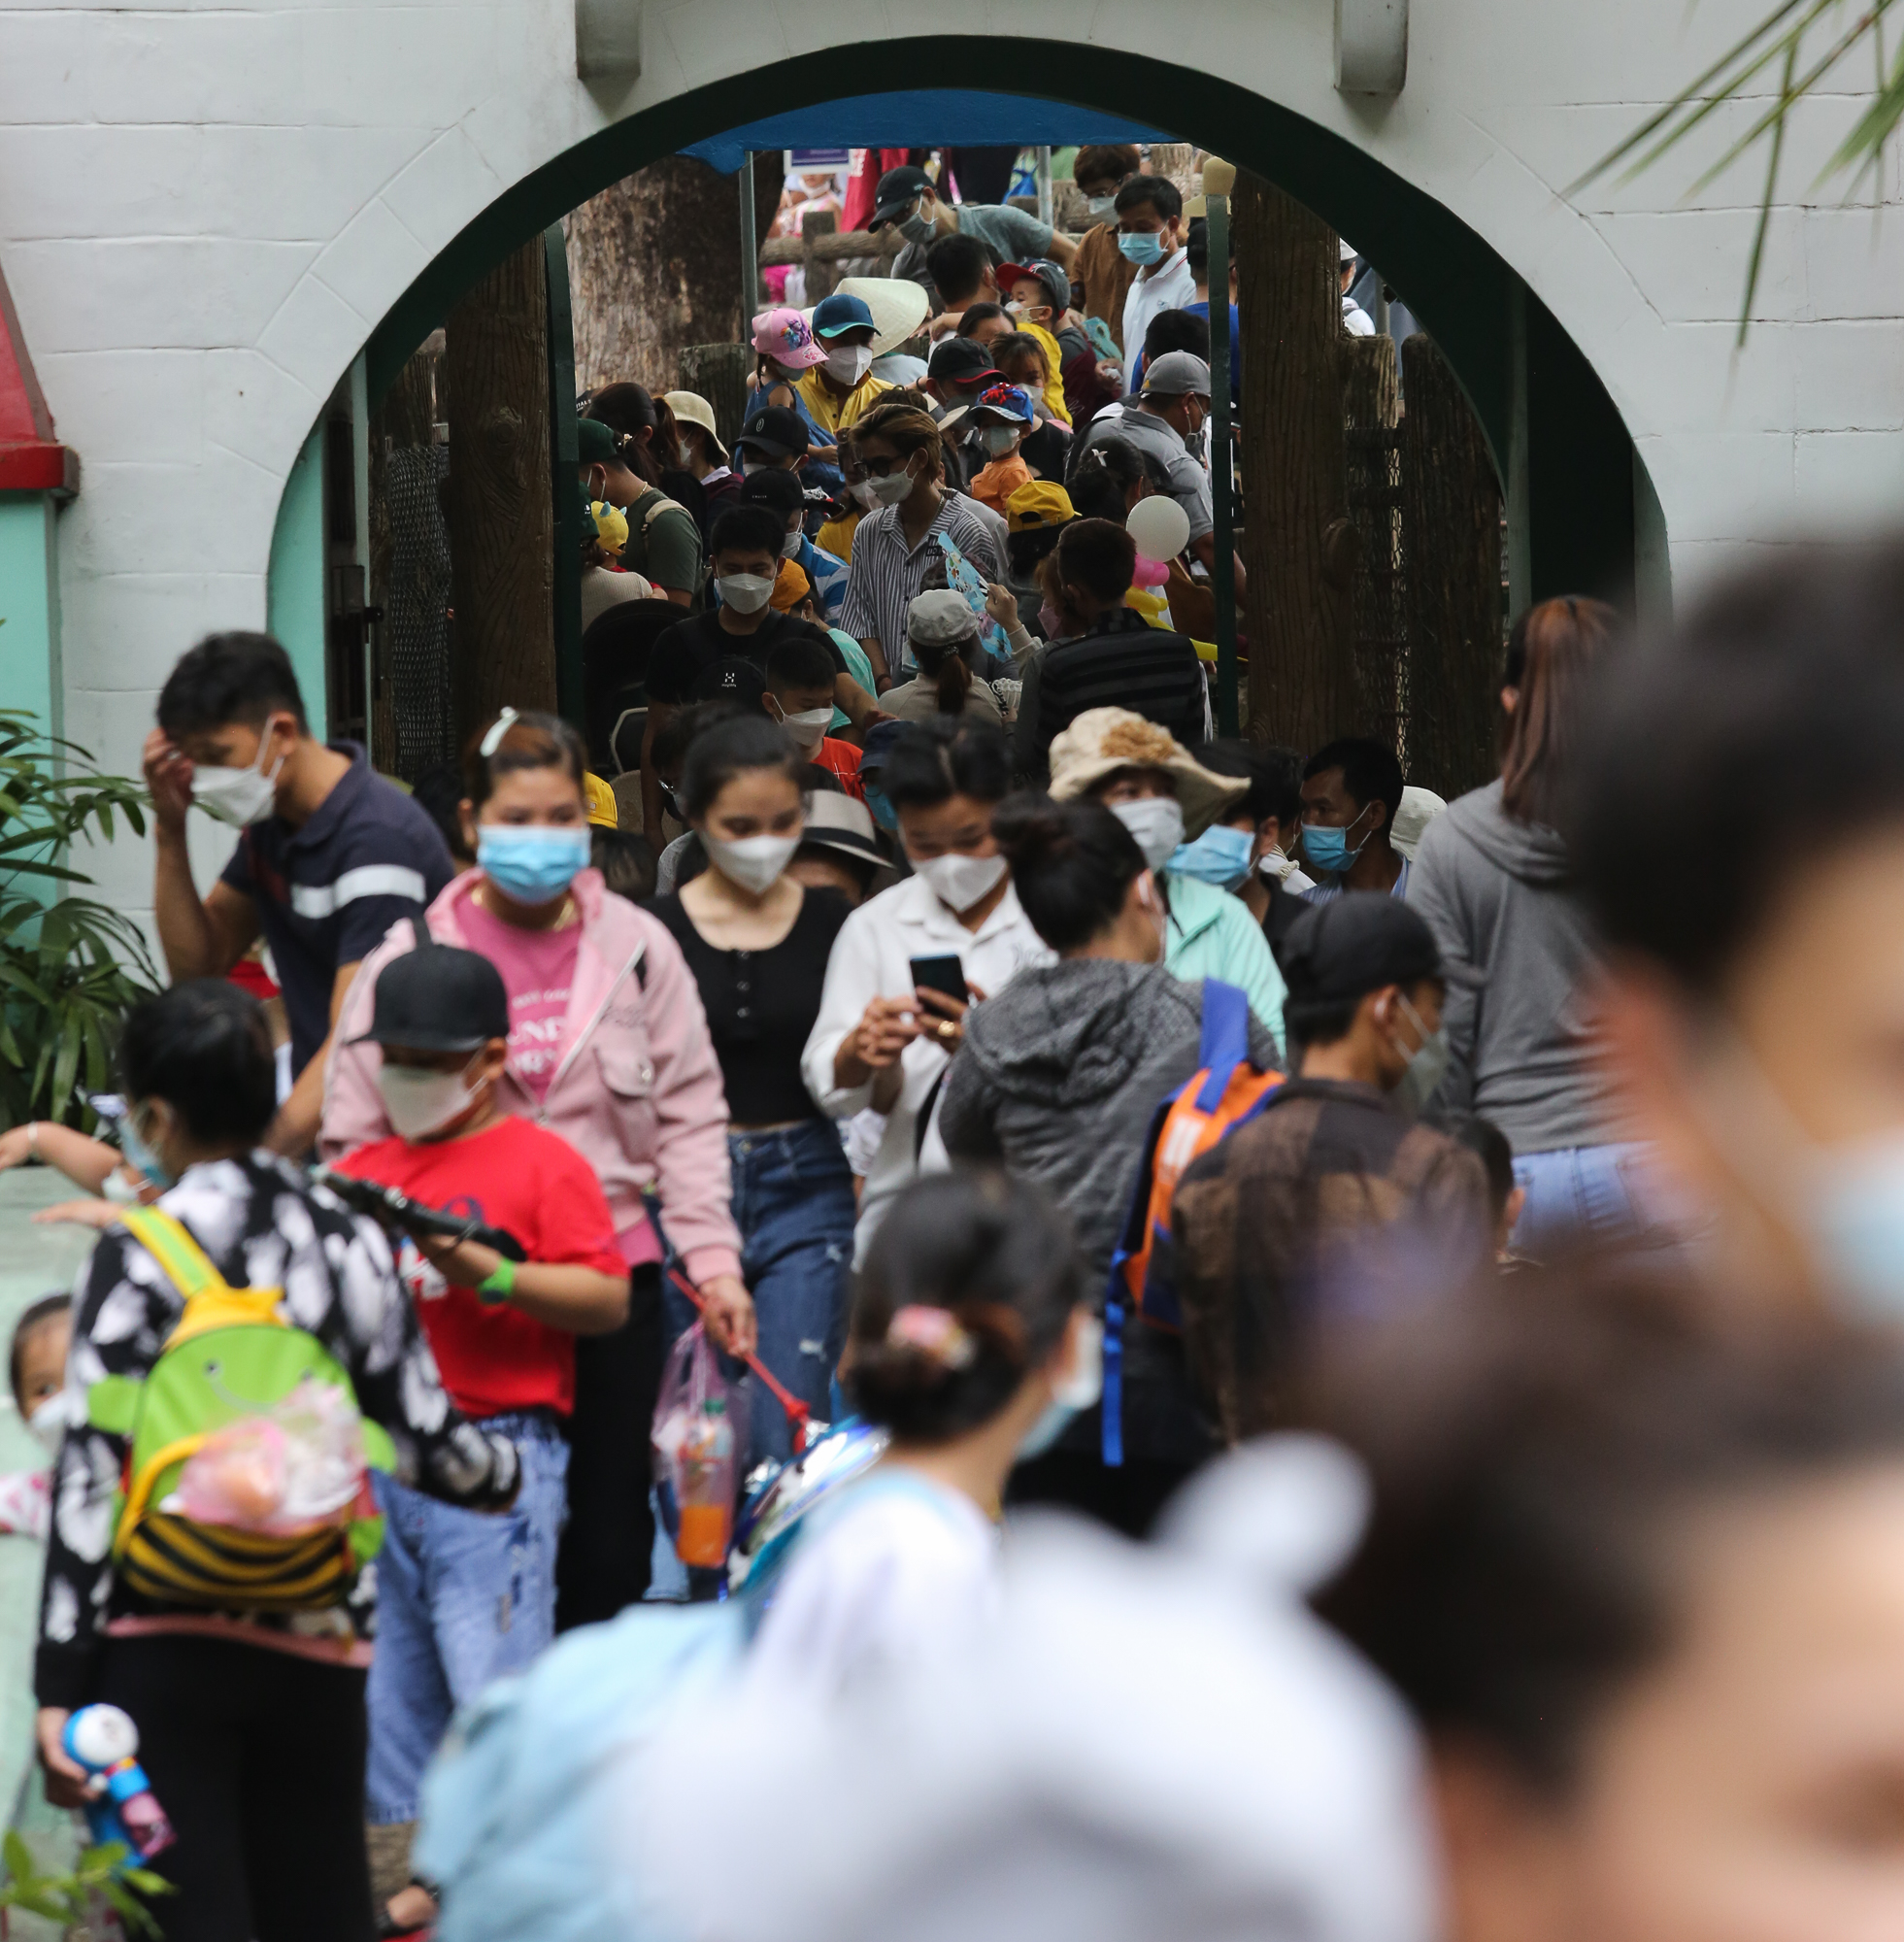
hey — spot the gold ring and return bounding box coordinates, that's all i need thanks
[937,1021,955,1041]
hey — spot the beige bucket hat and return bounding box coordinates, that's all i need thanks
[1046,708,1248,839]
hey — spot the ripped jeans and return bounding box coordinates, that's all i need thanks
[364,1414,568,1823]
[728,1122,855,1464]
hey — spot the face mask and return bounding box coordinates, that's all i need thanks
[1168,822,1253,889]
[101,1167,146,1206]
[741,458,770,478]
[914,850,1007,914]
[677,441,695,468]
[705,831,800,896]
[377,1058,481,1143]
[718,573,776,615]
[863,783,897,832]
[1301,805,1371,875]
[191,717,289,827]
[1086,193,1119,222]
[849,479,882,511]
[1038,601,1064,637]
[1185,427,1209,460]
[1390,992,1452,1116]
[1257,844,1299,884]
[861,464,917,509]
[1019,1315,1105,1459]
[1003,300,1026,320]
[1111,796,1186,874]
[477,824,590,905]
[824,345,874,387]
[780,528,804,559]
[1119,230,1167,267]
[120,1104,177,1191]
[28,1392,69,1459]
[773,706,832,755]
[981,425,1020,457]
[898,207,936,245]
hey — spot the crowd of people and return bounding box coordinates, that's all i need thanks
[9,144,1904,1942]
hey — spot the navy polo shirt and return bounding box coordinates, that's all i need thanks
[219,744,455,1074]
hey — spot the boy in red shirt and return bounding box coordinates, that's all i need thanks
[764,637,865,799]
[331,938,627,1928]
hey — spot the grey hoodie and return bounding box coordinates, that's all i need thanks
[938,958,1281,1289]
[1405,779,1622,1154]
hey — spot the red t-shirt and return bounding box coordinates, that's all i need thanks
[816,736,865,802]
[334,1116,624,1418]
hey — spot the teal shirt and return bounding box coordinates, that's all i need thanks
[1159,872,1287,1055]
[827,626,876,732]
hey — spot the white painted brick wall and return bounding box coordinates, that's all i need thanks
[1,0,1898,919]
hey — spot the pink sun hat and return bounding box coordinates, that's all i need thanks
[752,306,826,370]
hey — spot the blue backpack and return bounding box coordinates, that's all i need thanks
[1100,982,1284,1466]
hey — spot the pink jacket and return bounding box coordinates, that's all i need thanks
[321,868,743,1286]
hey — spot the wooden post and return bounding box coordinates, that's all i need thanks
[1402,333,1504,798]
[445,238,555,745]
[678,343,752,452]
[801,211,840,303]
[1340,332,1405,754]
[1233,173,1357,750]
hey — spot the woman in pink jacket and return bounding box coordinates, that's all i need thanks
[322,710,753,1628]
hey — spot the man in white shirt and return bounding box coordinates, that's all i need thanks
[1117,176,1196,395]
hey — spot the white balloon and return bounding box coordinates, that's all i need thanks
[1126,494,1190,563]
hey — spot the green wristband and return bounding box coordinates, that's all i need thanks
[477,1256,516,1305]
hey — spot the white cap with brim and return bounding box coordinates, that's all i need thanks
[907,588,981,648]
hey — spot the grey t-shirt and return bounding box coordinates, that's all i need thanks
[895,204,1057,289]
[1074,405,1214,543]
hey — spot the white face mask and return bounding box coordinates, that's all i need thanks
[780,527,804,559]
[1086,193,1119,222]
[677,440,695,468]
[1257,844,1299,884]
[1111,796,1186,873]
[824,344,874,387]
[191,716,290,827]
[718,572,776,615]
[376,1059,480,1143]
[28,1391,69,1459]
[705,830,800,896]
[981,425,1020,457]
[849,479,882,511]
[913,850,1007,914]
[773,706,832,755]
[862,462,918,509]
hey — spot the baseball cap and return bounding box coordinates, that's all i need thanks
[1005,479,1075,532]
[970,382,1035,425]
[907,588,980,648]
[857,719,908,778]
[752,305,826,370]
[736,468,806,517]
[352,943,509,1054]
[1280,893,1484,1016]
[662,390,727,466]
[734,407,811,461]
[811,292,876,339]
[575,417,627,466]
[584,771,618,829]
[869,164,933,229]
[928,338,1006,387]
[1142,351,1213,398]
[997,259,1068,314]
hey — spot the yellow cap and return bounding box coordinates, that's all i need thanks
[584,771,618,829]
[1005,479,1075,532]
[770,557,813,612]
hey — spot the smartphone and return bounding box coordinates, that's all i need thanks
[909,954,969,1004]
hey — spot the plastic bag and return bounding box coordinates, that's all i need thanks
[651,1323,740,1569]
[169,1375,367,1534]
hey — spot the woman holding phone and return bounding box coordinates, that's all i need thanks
[648,714,856,1459]
[803,719,1053,1260]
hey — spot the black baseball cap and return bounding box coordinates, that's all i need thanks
[1279,893,1484,1013]
[353,944,509,1053]
[737,468,807,517]
[869,165,933,230]
[735,407,811,461]
[928,337,1006,387]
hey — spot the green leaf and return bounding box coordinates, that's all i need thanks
[3,1828,34,1882]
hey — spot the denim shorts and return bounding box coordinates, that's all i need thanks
[365,1413,570,1824]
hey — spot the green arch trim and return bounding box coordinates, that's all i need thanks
[366,36,1652,606]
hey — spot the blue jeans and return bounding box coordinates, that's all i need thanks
[727,1122,855,1465]
[365,1414,569,1824]
[1510,1141,1683,1258]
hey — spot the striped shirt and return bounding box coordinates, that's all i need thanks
[1019,610,1209,777]
[839,492,1004,672]
[220,744,454,1074]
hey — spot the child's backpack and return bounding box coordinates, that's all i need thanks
[84,1206,394,1609]
[1101,981,1284,1465]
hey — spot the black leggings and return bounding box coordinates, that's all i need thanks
[555,1261,663,1628]
[96,1633,371,1942]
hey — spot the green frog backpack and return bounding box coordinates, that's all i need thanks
[85,1206,395,1609]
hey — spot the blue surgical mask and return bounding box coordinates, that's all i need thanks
[1119,230,1167,267]
[1301,805,1372,876]
[1168,823,1253,889]
[1019,1316,1104,1460]
[862,783,897,832]
[477,825,590,906]
[119,1103,178,1191]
